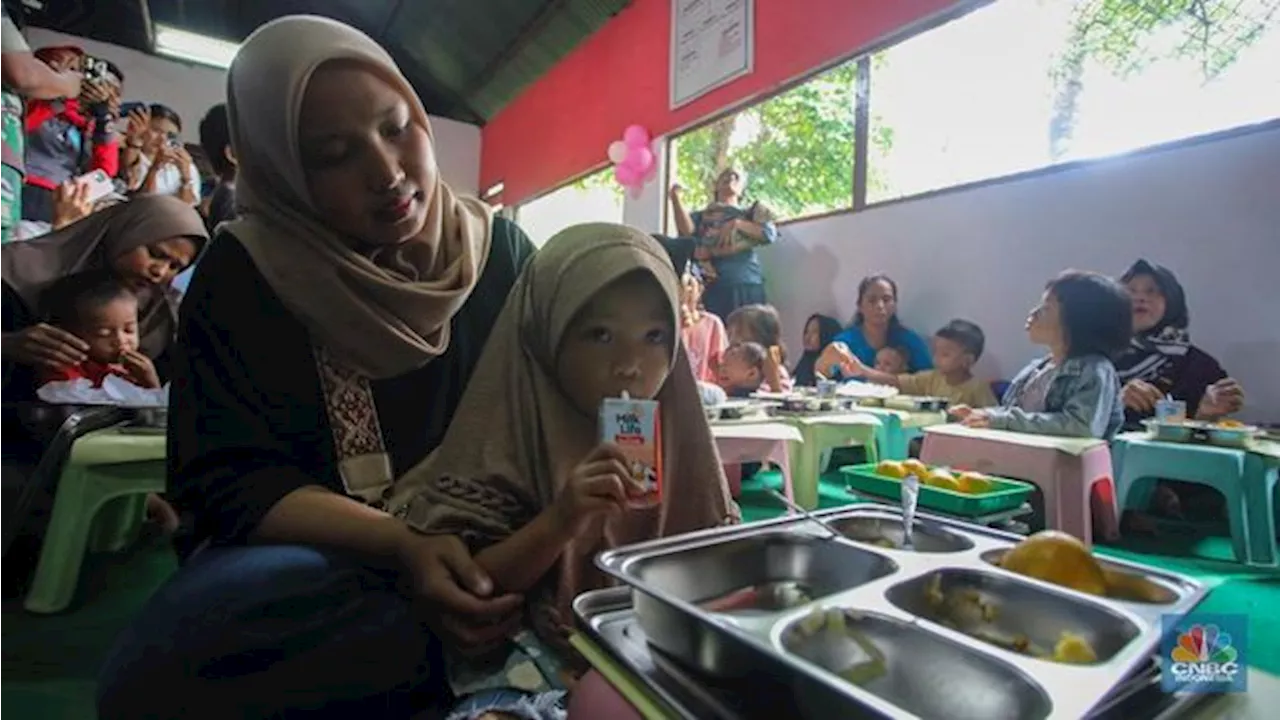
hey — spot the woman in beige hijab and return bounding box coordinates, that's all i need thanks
[98,16,538,720]
[394,223,736,710]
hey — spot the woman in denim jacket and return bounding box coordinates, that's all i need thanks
[953,271,1131,440]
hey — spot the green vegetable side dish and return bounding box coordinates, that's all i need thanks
[840,463,1035,517]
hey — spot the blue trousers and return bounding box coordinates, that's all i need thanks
[96,545,449,720]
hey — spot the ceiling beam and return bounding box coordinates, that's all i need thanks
[461,0,571,106]
[377,1,487,124]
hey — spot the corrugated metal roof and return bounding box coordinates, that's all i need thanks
[26,0,631,125]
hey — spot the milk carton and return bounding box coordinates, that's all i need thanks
[599,393,662,508]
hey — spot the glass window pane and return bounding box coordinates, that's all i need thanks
[669,61,858,225]
[868,0,1280,204]
[515,170,625,247]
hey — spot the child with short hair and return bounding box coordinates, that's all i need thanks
[725,303,790,392]
[840,319,997,407]
[951,271,1130,439]
[680,272,727,384]
[874,345,909,375]
[717,341,767,398]
[37,269,160,389]
[393,224,737,718]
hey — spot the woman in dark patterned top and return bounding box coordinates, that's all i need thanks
[97,17,535,720]
[1117,259,1245,521]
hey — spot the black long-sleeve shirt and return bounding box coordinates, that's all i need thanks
[168,219,534,549]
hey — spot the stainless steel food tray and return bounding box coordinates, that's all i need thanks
[573,587,1214,720]
[595,506,1208,720]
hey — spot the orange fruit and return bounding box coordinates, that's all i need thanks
[957,471,993,494]
[925,469,960,492]
[876,460,906,479]
[998,531,1107,596]
[902,459,928,479]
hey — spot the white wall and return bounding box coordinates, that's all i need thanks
[757,122,1280,423]
[22,28,482,193]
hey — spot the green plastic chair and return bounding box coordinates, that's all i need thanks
[789,414,882,509]
[25,447,165,614]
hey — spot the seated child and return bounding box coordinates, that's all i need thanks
[951,271,1130,439]
[838,319,997,407]
[791,313,841,386]
[725,304,791,392]
[873,345,909,375]
[37,270,161,389]
[37,270,176,532]
[392,223,737,718]
[680,272,727,383]
[717,341,767,398]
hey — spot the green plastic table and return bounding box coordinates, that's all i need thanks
[24,427,167,614]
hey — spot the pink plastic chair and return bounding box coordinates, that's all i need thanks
[921,432,1119,545]
[713,427,797,502]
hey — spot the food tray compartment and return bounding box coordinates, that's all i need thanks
[886,568,1141,664]
[883,395,950,412]
[979,549,1181,606]
[625,531,897,617]
[827,514,974,553]
[623,531,897,677]
[840,463,1035,517]
[1142,419,1259,448]
[777,608,1052,720]
[705,400,765,421]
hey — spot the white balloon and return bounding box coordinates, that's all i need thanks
[607,141,629,165]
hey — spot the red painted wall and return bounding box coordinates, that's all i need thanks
[481,0,961,204]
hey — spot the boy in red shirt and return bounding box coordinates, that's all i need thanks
[37,270,159,390]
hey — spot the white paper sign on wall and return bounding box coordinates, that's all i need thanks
[670,0,755,109]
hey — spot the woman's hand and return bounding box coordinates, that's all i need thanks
[2,324,89,370]
[79,79,109,105]
[817,342,862,378]
[961,409,991,428]
[51,180,94,229]
[949,404,974,421]
[1122,379,1164,413]
[396,533,524,656]
[668,183,683,203]
[554,443,636,536]
[125,105,152,143]
[764,346,785,392]
[120,349,161,389]
[1197,378,1244,419]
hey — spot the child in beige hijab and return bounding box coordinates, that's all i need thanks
[393,223,737,711]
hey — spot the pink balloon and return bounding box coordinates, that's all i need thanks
[614,163,641,187]
[622,124,649,148]
[642,161,658,184]
[624,147,654,174]
[607,141,629,165]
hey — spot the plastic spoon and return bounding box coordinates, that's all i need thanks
[901,473,920,551]
[770,489,842,541]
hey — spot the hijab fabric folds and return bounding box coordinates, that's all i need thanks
[1115,259,1192,386]
[393,223,738,650]
[222,15,494,380]
[793,313,842,386]
[1,194,208,358]
[223,15,494,500]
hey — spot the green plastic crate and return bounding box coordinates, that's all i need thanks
[839,463,1035,517]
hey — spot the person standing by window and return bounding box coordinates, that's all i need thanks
[667,166,777,320]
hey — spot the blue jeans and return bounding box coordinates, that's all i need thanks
[96,545,449,720]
